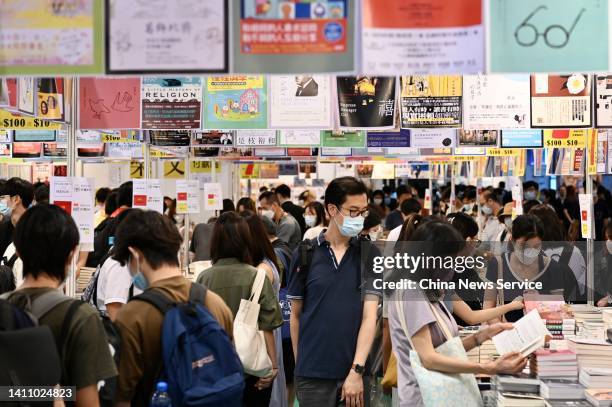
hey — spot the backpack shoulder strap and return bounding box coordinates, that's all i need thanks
[297,238,316,281]
[131,289,174,315]
[30,290,73,320]
[188,283,207,306]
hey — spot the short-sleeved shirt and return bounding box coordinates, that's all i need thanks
[8,288,117,389]
[197,257,283,331]
[277,213,302,250]
[287,232,381,380]
[385,210,404,231]
[388,289,459,407]
[189,223,214,262]
[95,257,142,312]
[4,243,23,287]
[114,276,234,406]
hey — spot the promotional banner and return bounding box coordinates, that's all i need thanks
[400,75,462,128]
[204,76,267,129]
[192,130,235,147]
[410,129,457,148]
[543,130,587,149]
[530,74,592,128]
[578,193,593,239]
[235,130,277,147]
[463,75,531,130]
[458,130,499,147]
[321,131,366,148]
[595,75,612,128]
[149,130,192,147]
[501,130,543,148]
[269,75,332,128]
[489,0,608,73]
[367,130,411,148]
[107,0,227,73]
[278,130,320,146]
[176,180,200,214]
[141,77,202,129]
[50,177,95,244]
[233,0,354,73]
[79,78,140,129]
[362,0,484,74]
[132,179,163,213]
[336,76,396,129]
[0,0,103,74]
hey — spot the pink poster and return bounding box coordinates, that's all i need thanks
[79,78,140,129]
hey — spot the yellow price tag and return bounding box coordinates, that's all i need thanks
[486,148,521,157]
[0,109,62,130]
[543,130,587,149]
[102,132,138,143]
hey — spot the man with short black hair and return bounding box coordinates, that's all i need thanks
[288,176,380,407]
[0,177,35,287]
[276,184,306,235]
[523,181,540,203]
[384,184,413,230]
[259,190,302,250]
[386,198,422,242]
[480,190,504,242]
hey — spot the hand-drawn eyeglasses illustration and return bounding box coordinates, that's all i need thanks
[514,6,586,48]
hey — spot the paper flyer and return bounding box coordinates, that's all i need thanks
[367,130,411,148]
[400,75,462,128]
[269,75,332,128]
[233,0,354,73]
[148,130,192,147]
[595,75,612,127]
[18,77,36,116]
[501,130,543,148]
[107,0,227,73]
[204,76,267,129]
[0,0,103,74]
[235,130,277,147]
[79,78,140,129]
[50,177,95,245]
[463,75,530,130]
[512,185,523,217]
[410,129,457,148]
[362,0,484,75]
[176,180,200,214]
[203,183,223,210]
[578,193,593,239]
[192,131,235,147]
[132,179,163,213]
[596,130,609,174]
[141,77,202,130]
[530,74,592,128]
[489,0,608,73]
[336,76,396,129]
[321,131,366,148]
[278,130,321,146]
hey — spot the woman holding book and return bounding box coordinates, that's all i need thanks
[388,220,527,406]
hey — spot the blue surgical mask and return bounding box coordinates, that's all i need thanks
[130,255,149,290]
[0,200,11,217]
[304,214,317,227]
[481,205,493,216]
[384,197,391,206]
[524,191,537,201]
[335,211,364,238]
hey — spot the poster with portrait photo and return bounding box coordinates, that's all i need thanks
[530,74,592,128]
[595,75,612,128]
[336,76,396,129]
[458,130,499,147]
[270,75,332,128]
[192,130,234,146]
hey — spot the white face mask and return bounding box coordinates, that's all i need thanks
[504,217,513,230]
[373,198,383,206]
[261,209,275,220]
[607,240,612,254]
[481,205,493,216]
[304,214,317,227]
[462,203,474,213]
[369,228,381,242]
[514,244,540,266]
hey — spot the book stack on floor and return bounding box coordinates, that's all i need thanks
[567,339,612,370]
[530,349,578,380]
[493,375,545,407]
[579,368,612,407]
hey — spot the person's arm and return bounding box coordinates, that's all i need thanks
[277,221,292,244]
[482,257,503,324]
[75,385,99,407]
[257,262,274,284]
[76,251,89,280]
[255,330,278,390]
[452,294,523,326]
[563,208,573,223]
[106,303,122,322]
[341,296,378,407]
[289,299,302,360]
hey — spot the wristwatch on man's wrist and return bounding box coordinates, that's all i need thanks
[351,364,365,375]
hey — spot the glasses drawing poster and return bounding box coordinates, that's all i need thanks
[141,77,202,130]
[530,74,592,128]
[362,0,483,75]
[400,75,462,128]
[79,78,141,130]
[336,76,396,129]
[489,0,608,72]
[240,0,347,54]
[204,76,268,129]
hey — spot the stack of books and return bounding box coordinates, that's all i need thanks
[546,319,577,340]
[479,339,499,364]
[524,293,575,339]
[530,349,578,380]
[584,389,612,406]
[497,392,546,407]
[579,367,612,389]
[494,375,544,407]
[568,339,612,370]
[570,305,603,337]
[582,321,606,340]
[539,379,585,401]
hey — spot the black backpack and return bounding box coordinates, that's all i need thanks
[0,254,18,294]
[0,290,82,394]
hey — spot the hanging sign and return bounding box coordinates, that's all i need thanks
[400,75,462,128]
[239,163,260,179]
[337,76,396,129]
[578,194,593,239]
[235,130,277,147]
[543,130,587,149]
[530,74,592,128]
[204,76,267,129]
[203,183,223,210]
[132,179,163,213]
[79,78,140,130]
[163,160,186,179]
[50,177,95,245]
[0,109,61,130]
[141,77,202,130]
[176,180,200,214]
[321,131,366,148]
[269,76,332,128]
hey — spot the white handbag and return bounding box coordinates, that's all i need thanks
[233,268,273,377]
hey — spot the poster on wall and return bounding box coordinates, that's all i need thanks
[233,0,354,73]
[530,74,592,128]
[235,130,277,147]
[410,129,457,148]
[18,77,36,116]
[321,131,366,148]
[203,183,223,210]
[141,77,202,129]
[176,181,200,214]
[0,1,103,75]
[595,75,612,128]
[400,75,462,128]
[148,130,192,147]
[79,78,140,129]
[36,78,64,121]
[192,130,235,147]
[501,130,543,148]
[51,177,95,244]
[107,0,227,73]
[458,130,499,147]
[362,0,484,75]
[278,130,320,146]
[204,76,267,129]
[463,75,530,130]
[0,78,17,109]
[596,130,609,173]
[42,143,67,157]
[269,76,332,128]
[132,179,163,213]
[489,0,608,73]
[336,77,396,129]
[367,130,411,148]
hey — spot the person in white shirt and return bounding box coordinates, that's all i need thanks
[302,201,327,240]
[479,190,505,243]
[0,177,34,287]
[96,257,143,321]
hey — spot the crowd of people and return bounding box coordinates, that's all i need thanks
[0,174,610,407]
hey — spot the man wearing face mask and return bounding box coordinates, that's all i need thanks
[523,181,541,205]
[479,190,504,243]
[288,177,380,407]
[259,191,302,250]
[111,210,234,407]
[0,177,35,288]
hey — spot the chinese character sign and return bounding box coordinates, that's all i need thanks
[336,77,396,129]
[400,75,462,128]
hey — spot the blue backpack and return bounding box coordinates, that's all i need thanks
[133,283,244,406]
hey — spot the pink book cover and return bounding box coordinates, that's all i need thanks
[79,78,140,129]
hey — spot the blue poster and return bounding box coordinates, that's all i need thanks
[489,0,608,72]
[13,130,56,142]
[501,129,543,148]
[367,129,410,148]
